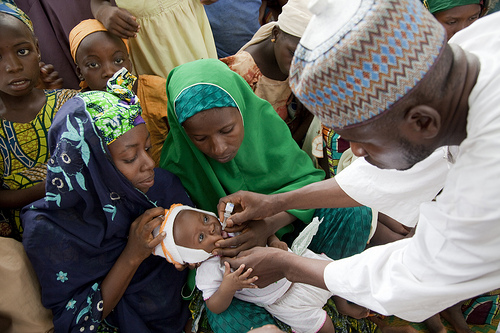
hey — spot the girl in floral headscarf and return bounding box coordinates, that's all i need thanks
[22,68,193,332]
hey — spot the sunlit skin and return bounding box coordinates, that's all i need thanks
[182,106,244,163]
[75,31,132,91]
[336,121,436,171]
[0,15,41,100]
[433,4,482,40]
[108,124,155,193]
[173,209,224,254]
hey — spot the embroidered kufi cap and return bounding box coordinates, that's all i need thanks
[290,0,447,129]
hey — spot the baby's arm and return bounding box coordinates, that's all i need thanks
[267,234,288,251]
[206,262,258,314]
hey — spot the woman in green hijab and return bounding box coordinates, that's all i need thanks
[160,59,376,332]
[161,58,324,244]
[422,0,494,39]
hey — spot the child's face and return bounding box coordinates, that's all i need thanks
[173,209,224,253]
[108,124,155,193]
[0,15,40,97]
[182,107,244,163]
[76,31,133,91]
[273,29,300,77]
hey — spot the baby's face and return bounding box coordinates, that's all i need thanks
[173,209,224,253]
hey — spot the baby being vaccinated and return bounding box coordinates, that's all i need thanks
[151,204,360,333]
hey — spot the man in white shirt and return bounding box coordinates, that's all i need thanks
[218,0,500,322]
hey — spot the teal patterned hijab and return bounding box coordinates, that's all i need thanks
[422,0,483,14]
[0,0,34,32]
[175,84,237,125]
[79,67,144,145]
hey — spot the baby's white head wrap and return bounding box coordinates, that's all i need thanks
[153,204,217,265]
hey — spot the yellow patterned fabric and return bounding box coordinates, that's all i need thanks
[0,89,77,239]
[115,0,217,78]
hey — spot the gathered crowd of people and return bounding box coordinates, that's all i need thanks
[1,0,499,332]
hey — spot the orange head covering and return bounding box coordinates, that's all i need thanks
[69,19,129,63]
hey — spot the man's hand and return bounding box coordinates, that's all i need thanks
[217,191,278,227]
[224,247,330,290]
[223,247,288,288]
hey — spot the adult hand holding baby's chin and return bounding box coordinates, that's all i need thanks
[213,221,270,257]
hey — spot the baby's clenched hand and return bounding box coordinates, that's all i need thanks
[221,262,258,292]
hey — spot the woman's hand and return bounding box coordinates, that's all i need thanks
[101,207,165,318]
[94,3,139,38]
[214,211,295,257]
[213,220,272,257]
[123,207,165,266]
[173,262,200,271]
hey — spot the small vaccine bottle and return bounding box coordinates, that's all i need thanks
[221,202,234,230]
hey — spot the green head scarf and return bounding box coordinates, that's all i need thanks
[79,67,144,145]
[160,59,324,231]
[422,0,483,14]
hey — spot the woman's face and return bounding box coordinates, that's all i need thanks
[0,15,40,98]
[108,124,155,193]
[76,31,132,91]
[433,4,482,40]
[182,107,244,163]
